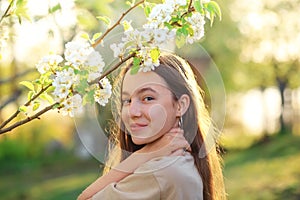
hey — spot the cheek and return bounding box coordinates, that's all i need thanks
[148,104,167,135]
[121,108,129,126]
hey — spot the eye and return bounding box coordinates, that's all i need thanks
[122,99,131,106]
[143,96,154,102]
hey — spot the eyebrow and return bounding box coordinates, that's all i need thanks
[122,87,158,97]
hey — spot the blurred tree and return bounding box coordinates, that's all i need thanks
[200,0,243,92]
[195,0,300,135]
[227,0,300,133]
[0,0,114,134]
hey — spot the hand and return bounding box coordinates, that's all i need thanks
[137,128,190,158]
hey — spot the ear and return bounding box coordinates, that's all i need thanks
[176,94,190,117]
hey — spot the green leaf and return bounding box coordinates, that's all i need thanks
[46,86,55,93]
[180,24,190,36]
[92,32,102,42]
[40,93,54,104]
[96,16,111,26]
[53,103,61,109]
[75,79,89,94]
[20,81,35,91]
[209,12,215,26]
[27,91,34,101]
[131,57,141,75]
[150,48,160,62]
[33,102,40,111]
[207,1,222,20]
[194,0,204,14]
[83,90,95,105]
[175,32,186,48]
[121,20,132,31]
[81,33,90,41]
[48,3,61,13]
[19,105,28,112]
[74,69,80,75]
[164,22,173,30]
[144,5,151,17]
[126,0,135,7]
[15,0,31,22]
[187,26,194,36]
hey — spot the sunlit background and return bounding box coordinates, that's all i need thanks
[0,0,300,199]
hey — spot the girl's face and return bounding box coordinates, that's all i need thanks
[121,70,179,145]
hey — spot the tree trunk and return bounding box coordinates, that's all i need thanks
[276,77,289,134]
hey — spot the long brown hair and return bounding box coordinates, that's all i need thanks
[105,52,226,200]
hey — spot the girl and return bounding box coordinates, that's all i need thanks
[78,53,226,200]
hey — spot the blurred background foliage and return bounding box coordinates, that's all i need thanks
[0,0,300,199]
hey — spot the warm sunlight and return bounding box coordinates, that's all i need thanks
[240,88,281,134]
[12,0,76,64]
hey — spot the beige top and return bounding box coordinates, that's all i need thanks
[92,153,203,200]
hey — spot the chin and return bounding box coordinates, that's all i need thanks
[132,137,149,145]
[132,134,161,145]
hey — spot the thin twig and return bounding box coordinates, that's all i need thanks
[0,0,14,25]
[0,84,52,129]
[0,103,59,134]
[188,0,193,11]
[92,0,145,48]
[170,0,194,26]
[89,52,136,85]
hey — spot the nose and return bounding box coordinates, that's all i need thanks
[128,100,142,118]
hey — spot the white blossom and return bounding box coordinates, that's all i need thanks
[143,22,158,30]
[64,40,94,69]
[110,43,125,58]
[36,55,63,74]
[94,77,112,106]
[87,72,101,82]
[138,47,160,72]
[153,28,168,44]
[52,68,78,100]
[122,29,144,48]
[186,12,206,44]
[152,28,175,46]
[148,3,174,27]
[165,0,187,7]
[61,94,83,117]
[53,84,70,100]
[85,51,105,72]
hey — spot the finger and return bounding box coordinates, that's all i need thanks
[170,148,185,156]
[166,128,183,135]
[167,127,181,133]
[173,117,180,128]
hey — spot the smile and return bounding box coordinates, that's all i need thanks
[129,123,148,131]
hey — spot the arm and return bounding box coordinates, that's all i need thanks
[77,128,189,200]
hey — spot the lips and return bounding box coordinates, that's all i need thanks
[129,123,148,131]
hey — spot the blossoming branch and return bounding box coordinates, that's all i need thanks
[0,0,221,134]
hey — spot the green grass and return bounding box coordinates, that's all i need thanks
[223,133,300,200]
[0,155,101,200]
[0,133,299,200]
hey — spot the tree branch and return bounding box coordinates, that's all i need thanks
[0,0,14,25]
[188,0,193,12]
[89,52,136,85]
[0,102,59,134]
[0,84,52,129]
[92,0,145,48]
